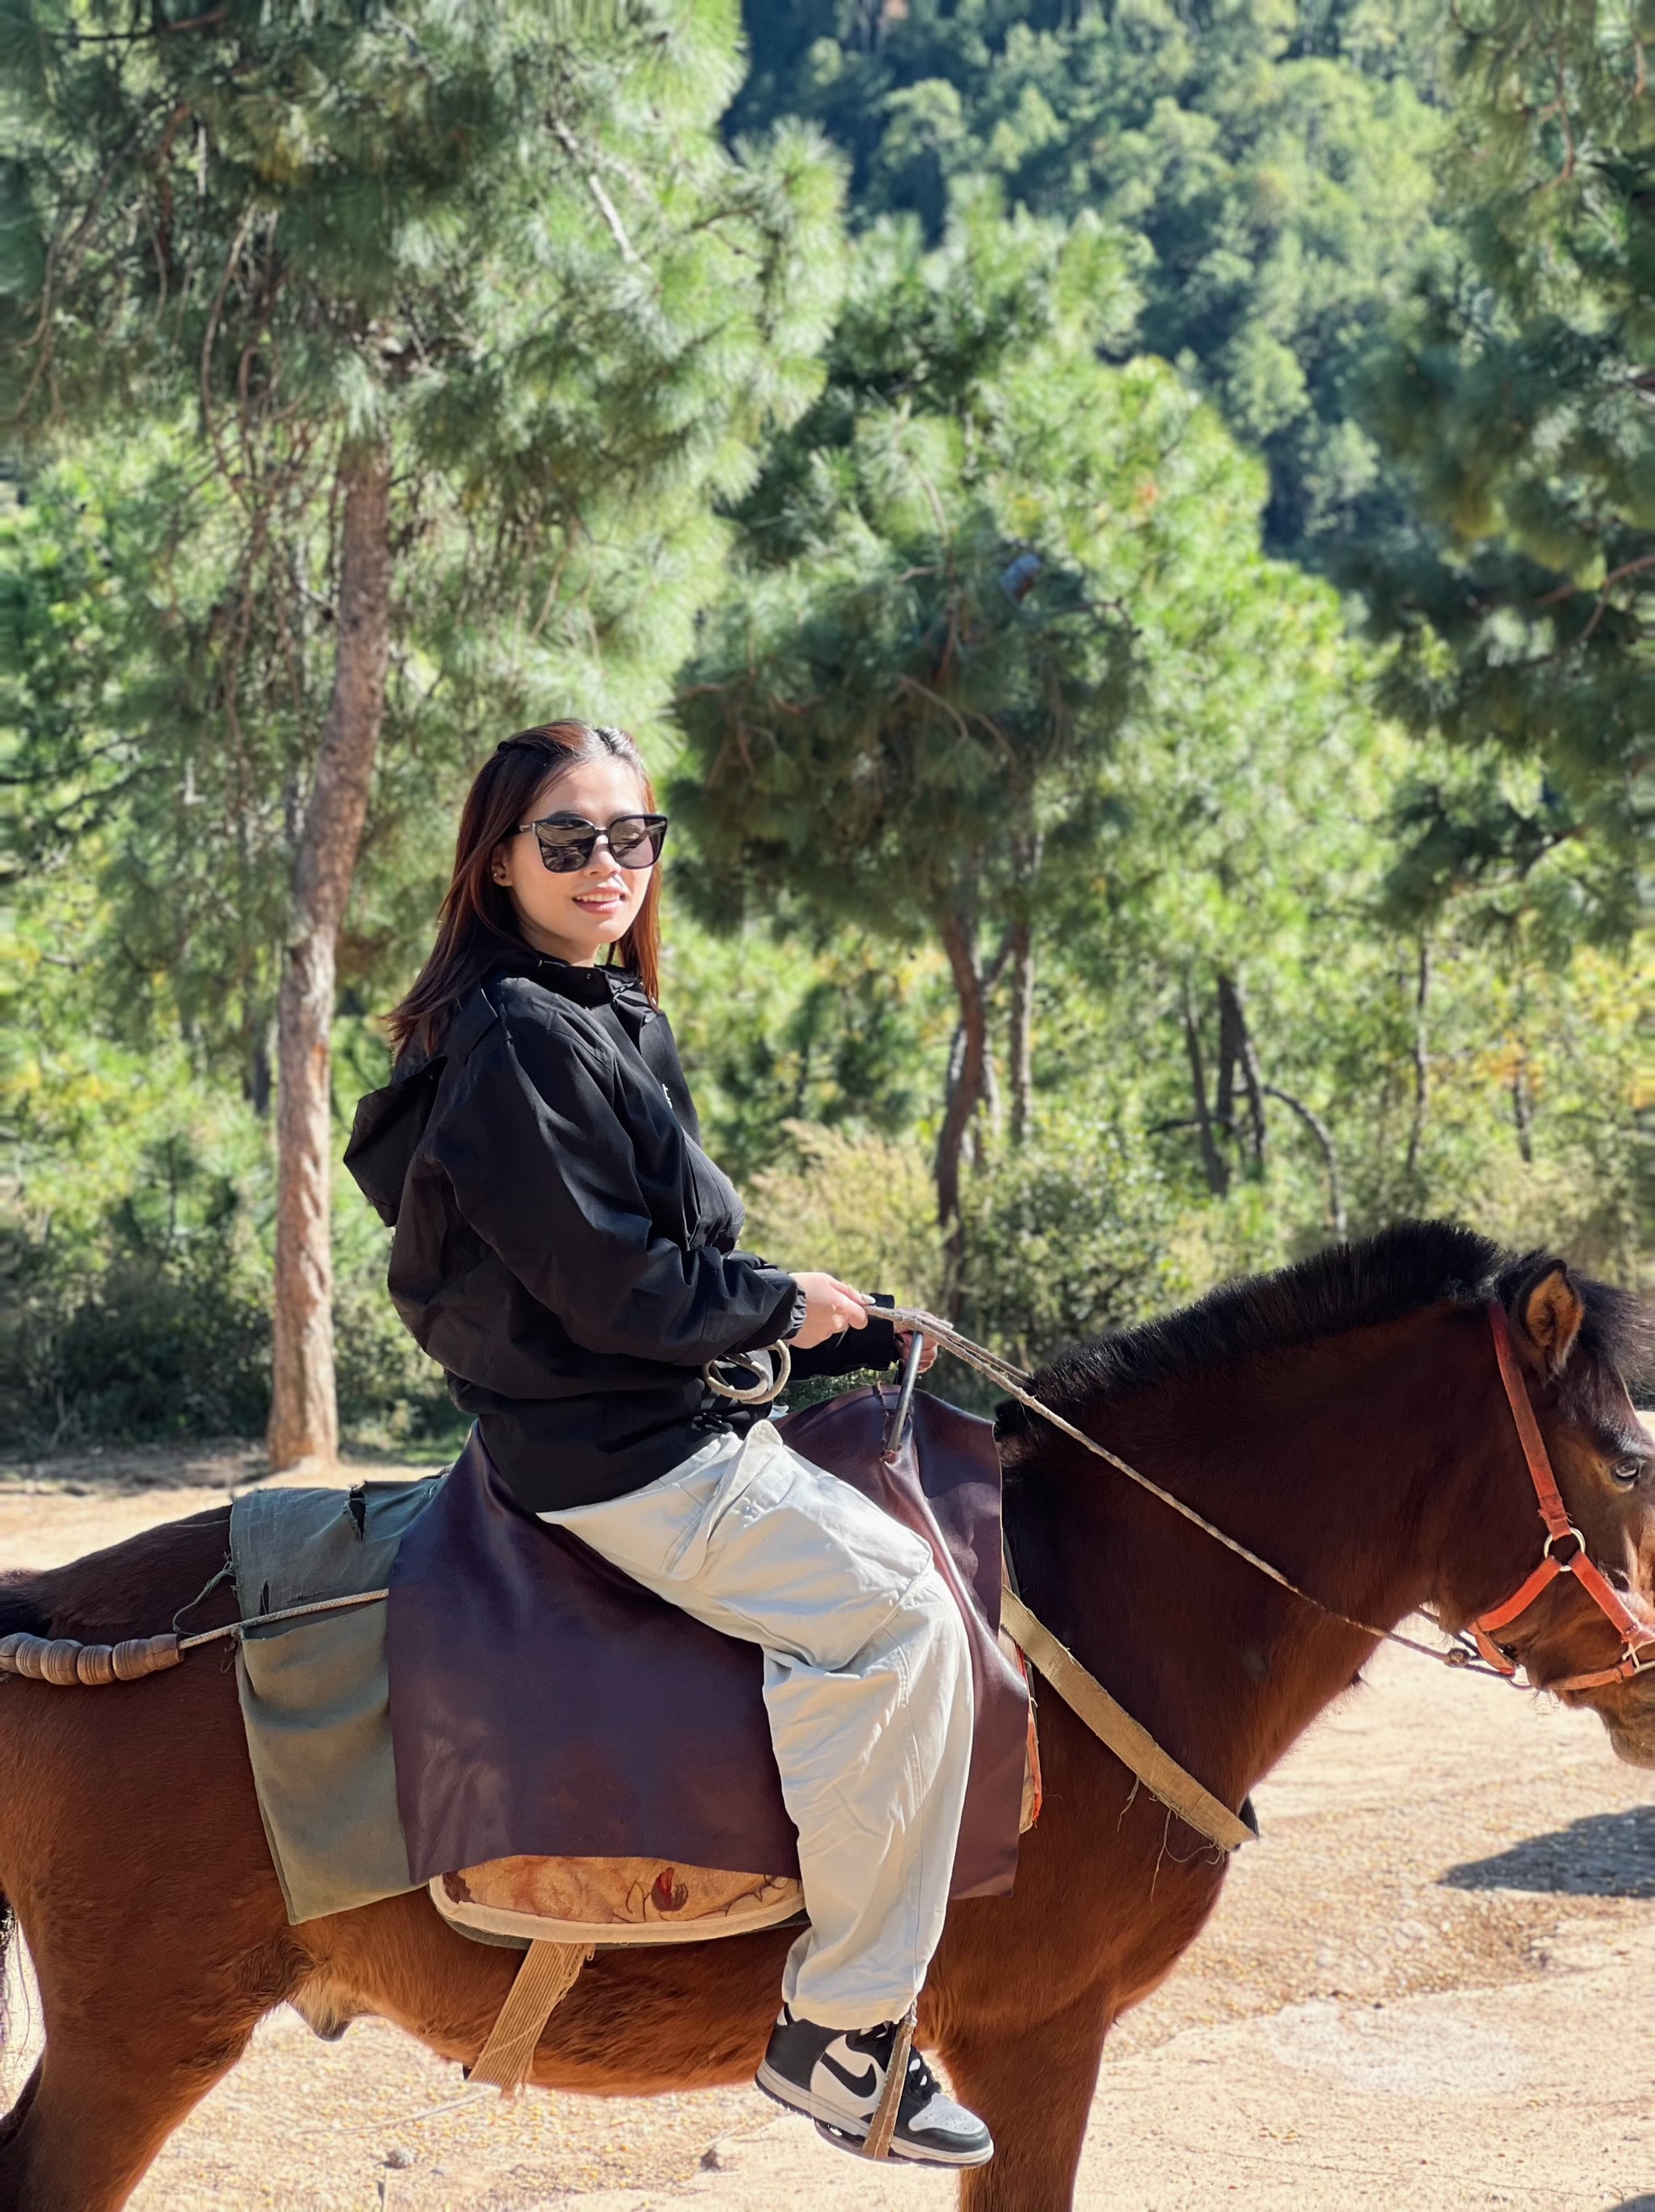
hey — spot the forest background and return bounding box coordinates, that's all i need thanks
[3,0,1649,1464]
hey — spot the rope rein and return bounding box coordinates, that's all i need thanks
[178,1588,391,1650]
[878,1305,1512,1683]
[0,1307,1569,1688]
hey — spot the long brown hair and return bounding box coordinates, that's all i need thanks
[387,722,663,1060]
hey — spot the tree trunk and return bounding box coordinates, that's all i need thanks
[1181,985,1230,1198]
[1008,916,1034,1146]
[1217,973,1267,1169]
[1511,1058,1534,1164]
[1006,830,1041,1147]
[936,902,989,1302]
[1215,982,1238,1138]
[1404,938,1431,1186]
[267,441,393,1472]
[1262,1084,1345,1239]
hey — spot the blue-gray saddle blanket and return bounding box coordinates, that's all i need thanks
[231,1386,1027,1926]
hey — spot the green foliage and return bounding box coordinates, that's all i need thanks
[744,1120,949,1310]
[955,1110,1195,1373]
[732,0,1455,564]
[1349,0,1653,926]
[1,871,458,1451]
[2,0,846,1095]
[673,190,1139,939]
[2,2,1646,1454]
[663,917,949,1184]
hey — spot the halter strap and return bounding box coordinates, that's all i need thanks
[1486,1302,1574,1543]
[1474,1302,1655,1692]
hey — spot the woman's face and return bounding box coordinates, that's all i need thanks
[491,755,655,966]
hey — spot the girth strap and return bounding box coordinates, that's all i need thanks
[468,1939,593,2094]
[1000,1588,1256,1854]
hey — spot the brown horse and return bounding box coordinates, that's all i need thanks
[2,1225,1651,2212]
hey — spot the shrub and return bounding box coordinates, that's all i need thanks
[743,1121,947,1310]
[958,1116,1197,1375]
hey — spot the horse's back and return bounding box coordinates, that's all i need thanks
[0,1497,281,1957]
[0,1500,255,1894]
[0,1503,232,1644]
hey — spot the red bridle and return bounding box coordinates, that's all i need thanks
[1473,1302,1655,1694]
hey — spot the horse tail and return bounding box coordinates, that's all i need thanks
[0,1579,50,2070]
[0,1886,15,2059]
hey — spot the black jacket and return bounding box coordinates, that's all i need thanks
[343,949,897,1511]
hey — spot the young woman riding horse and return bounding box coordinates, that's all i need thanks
[345,719,991,2167]
[1,731,1650,2211]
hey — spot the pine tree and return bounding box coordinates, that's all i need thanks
[1350,0,1652,932]
[729,0,1454,567]
[3,0,843,1466]
[674,189,1151,1275]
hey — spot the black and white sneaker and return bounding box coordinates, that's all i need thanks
[756,2006,994,2168]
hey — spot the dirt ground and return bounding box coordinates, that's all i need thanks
[2,1451,1651,2211]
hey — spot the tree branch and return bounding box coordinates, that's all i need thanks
[1261,1087,1345,1239]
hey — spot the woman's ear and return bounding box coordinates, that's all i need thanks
[1512,1262,1586,1378]
[490,847,512,886]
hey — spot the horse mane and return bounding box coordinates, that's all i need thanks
[1017,1220,1653,1435]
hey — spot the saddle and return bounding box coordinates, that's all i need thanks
[389,1387,1034,1966]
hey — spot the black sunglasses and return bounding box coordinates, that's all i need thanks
[515,811,670,873]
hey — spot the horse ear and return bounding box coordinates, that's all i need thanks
[1512,1263,1585,1377]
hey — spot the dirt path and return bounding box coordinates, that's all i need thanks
[2,1468,1651,2210]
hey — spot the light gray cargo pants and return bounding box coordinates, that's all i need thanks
[540,1417,975,2029]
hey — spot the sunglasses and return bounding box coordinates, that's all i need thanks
[514,811,670,873]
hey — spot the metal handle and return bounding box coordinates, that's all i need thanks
[881,1328,925,1463]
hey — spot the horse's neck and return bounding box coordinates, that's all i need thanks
[1017,1309,1495,1811]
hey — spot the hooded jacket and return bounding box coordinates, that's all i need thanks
[343,948,897,1512]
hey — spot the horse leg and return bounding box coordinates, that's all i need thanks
[939,1983,1114,2212]
[0,2005,268,2212]
[0,1885,297,2212]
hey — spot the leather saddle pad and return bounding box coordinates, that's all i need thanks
[388,1386,1029,1903]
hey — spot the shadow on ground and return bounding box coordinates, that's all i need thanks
[1442,1807,1654,1898]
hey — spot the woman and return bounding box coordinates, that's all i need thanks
[345,721,991,2169]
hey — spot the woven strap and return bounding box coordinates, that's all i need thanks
[468,1940,592,2094]
[1000,1589,1255,1854]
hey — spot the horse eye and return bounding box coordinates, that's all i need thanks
[1610,1457,1648,1487]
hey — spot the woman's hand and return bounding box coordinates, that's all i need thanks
[790,1272,871,1350]
[896,1330,940,1373]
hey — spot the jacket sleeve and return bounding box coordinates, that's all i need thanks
[435,1009,797,1367]
[785,1304,900,1379]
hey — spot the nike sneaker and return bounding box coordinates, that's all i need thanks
[756,2005,994,2168]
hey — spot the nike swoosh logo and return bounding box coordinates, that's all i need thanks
[820,2051,879,2101]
